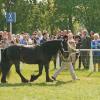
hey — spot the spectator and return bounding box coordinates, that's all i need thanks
[0,31,4,48]
[36,31,43,45]
[91,33,100,71]
[31,32,37,46]
[40,32,48,44]
[80,30,91,69]
[25,33,33,45]
[15,34,20,44]
[19,32,27,45]
[2,31,14,48]
[74,34,81,69]
[90,31,95,40]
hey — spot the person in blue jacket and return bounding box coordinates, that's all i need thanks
[91,33,100,71]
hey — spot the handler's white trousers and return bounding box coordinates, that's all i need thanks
[52,53,78,80]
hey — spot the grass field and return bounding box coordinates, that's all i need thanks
[0,62,100,100]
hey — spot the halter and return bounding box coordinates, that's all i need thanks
[60,40,69,53]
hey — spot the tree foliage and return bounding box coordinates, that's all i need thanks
[0,0,100,34]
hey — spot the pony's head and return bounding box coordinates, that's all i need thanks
[60,39,69,58]
[41,39,69,58]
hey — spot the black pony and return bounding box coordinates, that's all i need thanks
[0,39,68,83]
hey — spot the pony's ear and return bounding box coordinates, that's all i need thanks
[63,35,68,40]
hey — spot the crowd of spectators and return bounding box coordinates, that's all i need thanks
[0,29,100,71]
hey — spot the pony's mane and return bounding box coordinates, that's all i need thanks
[41,39,62,46]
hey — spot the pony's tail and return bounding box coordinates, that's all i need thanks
[0,49,11,78]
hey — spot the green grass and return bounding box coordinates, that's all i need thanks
[0,62,100,100]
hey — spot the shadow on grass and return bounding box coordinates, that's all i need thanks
[0,80,73,87]
[87,72,94,77]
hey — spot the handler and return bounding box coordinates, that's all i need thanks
[52,32,79,80]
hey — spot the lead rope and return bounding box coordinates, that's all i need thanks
[61,41,69,53]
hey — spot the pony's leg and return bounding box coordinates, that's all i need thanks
[15,62,28,83]
[1,63,11,83]
[30,64,43,82]
[44,63,53,82]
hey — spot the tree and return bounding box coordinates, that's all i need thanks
[54,0,78,32]
[75,0,100,33]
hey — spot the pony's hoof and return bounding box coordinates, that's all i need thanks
[22,79,29,83]
[46,78,53,82]
[30,75,36,82]
[1,80,7,83]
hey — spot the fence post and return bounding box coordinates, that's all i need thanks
[56,53,60,68]
[89,49,94,71]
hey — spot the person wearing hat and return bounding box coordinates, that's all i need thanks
[80,30,91,69]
